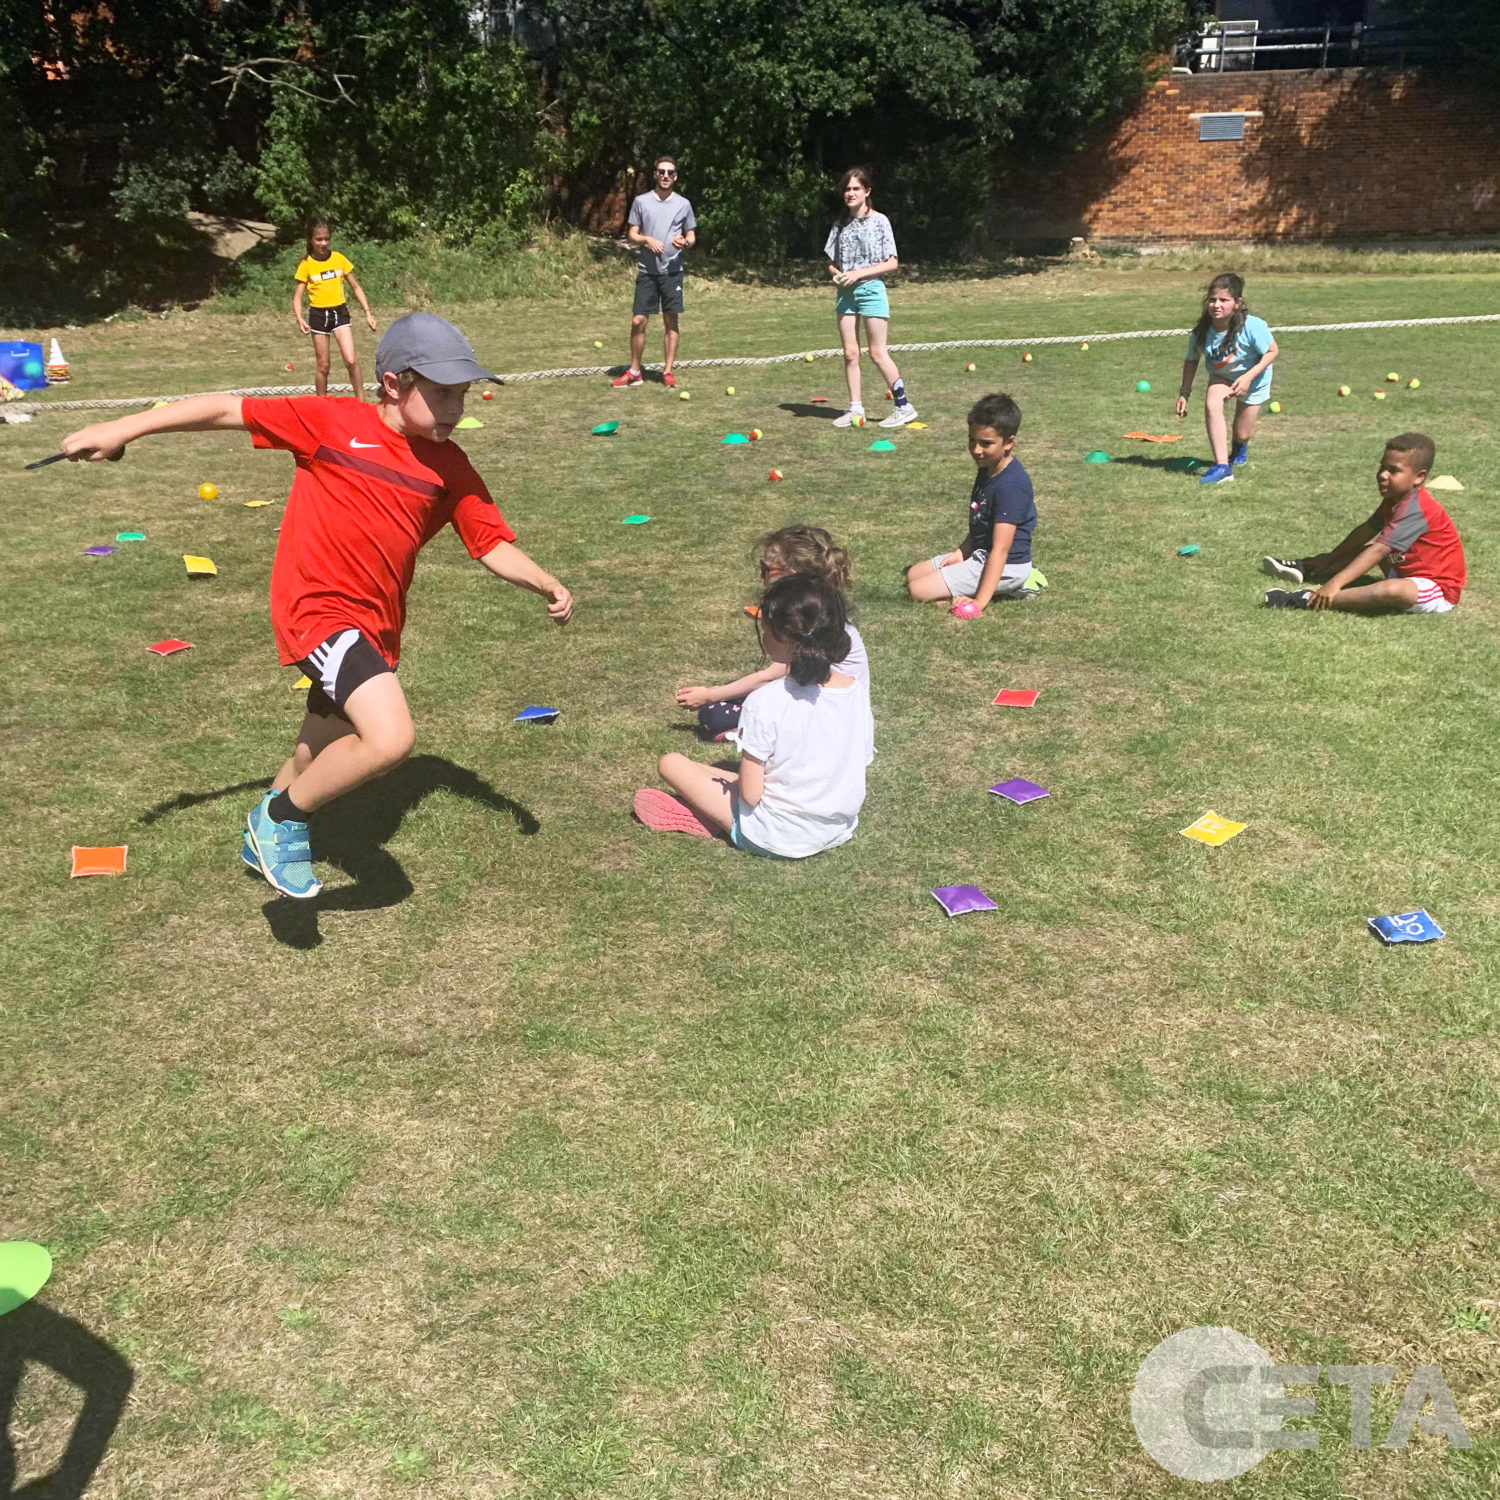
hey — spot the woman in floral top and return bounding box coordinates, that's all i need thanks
[824,167,918,431]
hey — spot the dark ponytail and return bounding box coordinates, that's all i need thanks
[760,574,851,687]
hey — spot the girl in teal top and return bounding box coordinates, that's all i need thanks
[1176,272,1279,486]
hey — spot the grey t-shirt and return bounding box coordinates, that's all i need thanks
[628,191,696,275]
[824,211,897,273]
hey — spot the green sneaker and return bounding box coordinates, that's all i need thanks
[246,797,322,900]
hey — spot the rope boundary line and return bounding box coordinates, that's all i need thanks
[9,313,1500,415]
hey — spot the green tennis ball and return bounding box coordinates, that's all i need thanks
[1135,380,1151,393]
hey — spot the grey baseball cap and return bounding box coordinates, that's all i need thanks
[375,311,500,384]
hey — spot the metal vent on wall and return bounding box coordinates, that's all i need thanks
[1200,114,1248,141]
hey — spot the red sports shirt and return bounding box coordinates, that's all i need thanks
[1367,487,1466,604]
[243,396,516,667]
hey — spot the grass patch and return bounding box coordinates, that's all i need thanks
[1,258,1497,1496]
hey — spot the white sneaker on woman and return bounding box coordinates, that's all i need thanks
[832,406,866,429]
[879,404,919,428]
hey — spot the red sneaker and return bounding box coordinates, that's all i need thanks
[662,371,678,388]
[633,788,715,838]
[611,369,644,388]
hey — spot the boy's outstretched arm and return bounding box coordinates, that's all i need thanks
[1310,535,1394,610]
[62,395,248,462]
[969,522,1018,614]
[478,541,573,623]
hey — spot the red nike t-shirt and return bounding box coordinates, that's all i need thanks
[1367,487,1466,604]
[242,396,516,667]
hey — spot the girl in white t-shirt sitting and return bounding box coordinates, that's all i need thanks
[635,575,874,857]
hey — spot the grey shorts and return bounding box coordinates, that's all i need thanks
[931,553,1034,599]
[633,269,684,316]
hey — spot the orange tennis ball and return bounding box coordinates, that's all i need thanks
[768,468,784,481]
[749,428,763,440]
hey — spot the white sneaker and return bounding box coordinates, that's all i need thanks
[879,404,919,428]
[832,407,866,429]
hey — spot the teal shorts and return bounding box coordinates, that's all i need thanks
[835,278,890,320]
[730,798,786,859]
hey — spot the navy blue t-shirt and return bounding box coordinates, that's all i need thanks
[966,458,1035,564]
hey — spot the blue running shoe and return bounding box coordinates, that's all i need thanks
[242,791,272,872]
[1231,440,1250,466]
[246,798,322,900]
[1198,463,1235,486]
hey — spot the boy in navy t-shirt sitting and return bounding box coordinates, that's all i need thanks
[906,392,1042,612]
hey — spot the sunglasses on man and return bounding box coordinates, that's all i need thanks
[655,168,678,178]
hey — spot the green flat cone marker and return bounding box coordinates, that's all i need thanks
[454,416,483,430]
[0,1242,52,1317]
[621,514,651,525]
[868,439,896,452]
[722,433,749,445]
[1023,568,1048,590]
[1178,545,1200,556]
[591,421,619,436]
[1084,450,1111,464]
[116,531,146,542]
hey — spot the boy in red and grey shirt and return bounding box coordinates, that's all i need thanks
[61,313,572,900]
[1261,432,1465,614]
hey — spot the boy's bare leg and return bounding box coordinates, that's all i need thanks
[657,752,736,833]
[906,559,952,602]
[662,312,680,374]
[333,324,362,397]
[629,314,648,372]
[272,710,358,793]
[312,333,332,397]
[1319,578,1421,613]
[1204,383,1232,465]
[282,674,416,813]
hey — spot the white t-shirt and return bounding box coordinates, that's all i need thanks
[736,649,875,859]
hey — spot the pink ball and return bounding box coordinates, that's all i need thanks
[951,598,981,619]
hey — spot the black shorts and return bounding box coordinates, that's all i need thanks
[633,268,684,317]
[698,699,743,737]
[298,629,392,721]
[307,304,351,335]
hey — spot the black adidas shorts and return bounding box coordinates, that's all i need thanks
[298,629,392,722]
[307,304,351,335]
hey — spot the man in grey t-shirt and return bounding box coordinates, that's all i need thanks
[611,156,697,389]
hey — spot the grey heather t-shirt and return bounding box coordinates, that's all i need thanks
[628,191,696,275]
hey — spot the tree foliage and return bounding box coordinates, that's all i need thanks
[3,0,1190,315]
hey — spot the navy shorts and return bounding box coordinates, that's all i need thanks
[633,269,684,316]
[307,304,351,335]
[697,699,743,737]
[298,629,392,721]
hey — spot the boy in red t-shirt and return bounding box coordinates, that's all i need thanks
[1261,432,1465,614]
[61,313,572,899]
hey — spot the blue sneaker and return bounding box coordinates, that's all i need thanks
[1230,441,1249,466]
[246,798,322,900]
[1198,463,1235,486]
[241,791,272,871]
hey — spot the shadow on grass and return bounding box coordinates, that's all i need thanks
[142,756,537,950]
[1108,454,1206,472]
[0,1301,133,1500]
[777,403,840,421]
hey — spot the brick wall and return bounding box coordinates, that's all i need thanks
[991,69,1500,244]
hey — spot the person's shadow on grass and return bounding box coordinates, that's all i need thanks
[776,402,840,421]
[0,1301,133,1500]
[140,756,539,950]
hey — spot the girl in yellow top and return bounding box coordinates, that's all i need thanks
[292,217,377,398]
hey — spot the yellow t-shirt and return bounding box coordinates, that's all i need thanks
[295,251,353,309]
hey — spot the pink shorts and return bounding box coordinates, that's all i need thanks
[1405,577,1454,614]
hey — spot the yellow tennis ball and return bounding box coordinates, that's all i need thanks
[1022,352,1033,362]
[804,353,815,363]
[1079,342,1089,351]
[1338,385,1351,397]
[1386,372,1399,383]
[1373,390,1387,400]
[1407,377,1420,389]
[965,362,976,372]
[593,340,603,348]
[725,385,736,395]
[1269,401,1281,413]
[198,482,218,501]
[679,390,691,401]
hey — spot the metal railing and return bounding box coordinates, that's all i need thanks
[1175,22,1433,73]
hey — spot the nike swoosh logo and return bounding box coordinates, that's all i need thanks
[349,439,379,449]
